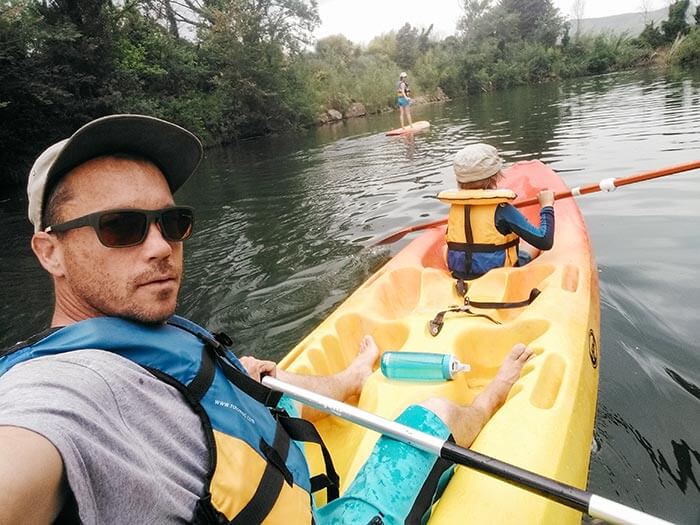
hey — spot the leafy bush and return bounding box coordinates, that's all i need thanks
[669,29,700,66]
[638,22,665,49]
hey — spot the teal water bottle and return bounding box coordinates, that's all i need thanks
[380,352,470,381]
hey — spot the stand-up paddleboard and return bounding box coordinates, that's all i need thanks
[386,120,430,136]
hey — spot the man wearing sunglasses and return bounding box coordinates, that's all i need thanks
[0,114,532,524]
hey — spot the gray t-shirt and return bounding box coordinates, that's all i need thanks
[0,350,209,524]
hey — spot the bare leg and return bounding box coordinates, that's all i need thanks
[421,343,533,447]
[406,106,413,127]
[399,107,405,128]
[276,335,379,421]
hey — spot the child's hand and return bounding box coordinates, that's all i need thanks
[537,190,554,207]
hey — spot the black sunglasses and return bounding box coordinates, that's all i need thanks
[45,206,195,248]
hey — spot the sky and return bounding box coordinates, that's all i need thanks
[314,0,673,43]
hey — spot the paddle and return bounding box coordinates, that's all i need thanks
[372,160,700,246]
[262,375,673,525]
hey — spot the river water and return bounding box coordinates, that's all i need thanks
[1,68,699,523]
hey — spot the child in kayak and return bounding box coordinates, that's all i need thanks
[439,143,555,279]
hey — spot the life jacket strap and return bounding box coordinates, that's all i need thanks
[192,493,228,524]
[276,412,341,501]
[188,343,217,402]
[216,351,283,408]
[149,366,224,525]
[428,288,541,336]
[405,435,456,524]
[165,318,283,408]
[429,307,501,336]
[203,333,341,502]
[230,421,293,525]
[447,237,519,253]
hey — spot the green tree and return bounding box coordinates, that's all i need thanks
[315,34,358,66]
[394,22,432,69]
[638,21,665,48]
[661,0,690,42]
[499,0,563,46]
[166,0,320,52]
[457,0,493,42]
[367,31,398,60]
[0,0,117,185]
[669,26,700,65]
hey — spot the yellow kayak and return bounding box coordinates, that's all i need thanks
[280,160,600,523]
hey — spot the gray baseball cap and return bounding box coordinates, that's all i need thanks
[453,143,504,184]
[27,114,203,232]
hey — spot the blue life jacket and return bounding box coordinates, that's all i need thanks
[0,315,339,523]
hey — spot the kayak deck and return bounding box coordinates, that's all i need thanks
[280,160,600,523]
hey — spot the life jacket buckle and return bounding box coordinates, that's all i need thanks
[213,331,233,347]
[269,406,289,420]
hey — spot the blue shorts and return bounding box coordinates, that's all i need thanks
[397,96,410,107]
[315,405,453,525]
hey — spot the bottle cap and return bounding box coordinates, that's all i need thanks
[448,356,471,379]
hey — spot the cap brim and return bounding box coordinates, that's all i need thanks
[45,114,203,197]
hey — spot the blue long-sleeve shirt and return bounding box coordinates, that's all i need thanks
[495,204,555,250]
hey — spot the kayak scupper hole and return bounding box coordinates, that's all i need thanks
[529,353,565,410]
[561,264,580,293]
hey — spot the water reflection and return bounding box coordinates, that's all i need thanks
[599,408,700,495]
[466,81,564,157]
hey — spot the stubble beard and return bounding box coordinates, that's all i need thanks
[64,258,182,325]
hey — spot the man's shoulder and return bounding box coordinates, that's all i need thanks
[1,349,151,390]
[0,349,184,433]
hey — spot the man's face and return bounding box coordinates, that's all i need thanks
[51,156,185,324]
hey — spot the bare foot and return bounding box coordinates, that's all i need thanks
[492,343,534,397]
[343,335,380,396]
[460,343,533,434]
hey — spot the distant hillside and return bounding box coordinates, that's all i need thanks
[570,6,692,37]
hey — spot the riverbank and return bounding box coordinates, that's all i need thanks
[2,0,698,187]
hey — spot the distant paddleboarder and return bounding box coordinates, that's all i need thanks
[396,71,413,129]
